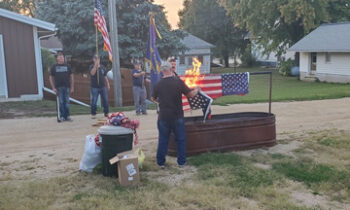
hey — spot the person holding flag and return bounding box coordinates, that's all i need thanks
[145,13,162,92]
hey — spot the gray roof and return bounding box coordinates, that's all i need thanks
[0,8,56,31]
[289,22,350,52]
[181,33,215,49]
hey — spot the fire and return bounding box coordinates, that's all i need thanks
[184,58,203,88]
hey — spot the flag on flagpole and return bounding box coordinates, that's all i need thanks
[145,13,162,91]
[94,0,113,61]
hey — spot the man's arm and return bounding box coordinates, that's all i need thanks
[70,74,74,94]
[104,76,110,90]
[133,71,145,78]
[90,58,100,76]
[49,75,56,93]
[186,87,199,98]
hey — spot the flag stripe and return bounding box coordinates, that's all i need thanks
[94,2,113,61]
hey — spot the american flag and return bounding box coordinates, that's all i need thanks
[182,72,249,111]
[94,0,112,61]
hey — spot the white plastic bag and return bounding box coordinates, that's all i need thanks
[79,135,102,173]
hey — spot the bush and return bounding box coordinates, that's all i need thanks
[279,59,294,76]
[41,49,56,73]
[240,44,257,67]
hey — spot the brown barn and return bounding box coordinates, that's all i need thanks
[0,8,56,101]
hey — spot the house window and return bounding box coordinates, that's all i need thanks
[325,52,331,63]
[179,56,185,65]
[311,52,317,71]
[198,55,204,64]
[187,57,193,65]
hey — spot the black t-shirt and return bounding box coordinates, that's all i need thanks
[90,64,107,88]
[131,69,144,87]
[152,76,191,121]
[50,64,72,88]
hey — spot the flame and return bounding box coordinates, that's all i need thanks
[184,58,202,88]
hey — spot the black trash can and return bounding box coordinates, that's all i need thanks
[98,125,134,177]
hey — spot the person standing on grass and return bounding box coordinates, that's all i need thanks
[90,55,110,118]
[152,61,199,168]
[132,61,149,115]
[49,51,74,122]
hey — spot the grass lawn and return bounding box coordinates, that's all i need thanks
[211,67,350,105]
[1,129,350,209]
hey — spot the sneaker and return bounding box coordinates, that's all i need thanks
[136,112,141,116]
[91,115,97,119]
[142,112,148,115]
[159,165,165,169]
[104,113,109,118]
[65,116,73,122]
[178,163,186,168]
[57,117,64,123]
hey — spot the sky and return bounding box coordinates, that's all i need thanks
[153,0,184,29]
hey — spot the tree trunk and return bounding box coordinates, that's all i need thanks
[224,55,229,68]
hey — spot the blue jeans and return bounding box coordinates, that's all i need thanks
[57,87,70,119]
[157,118,186,166]
[133,86,147,114]
[91,87,109,115]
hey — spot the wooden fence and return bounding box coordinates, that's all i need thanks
[44,68,150,106]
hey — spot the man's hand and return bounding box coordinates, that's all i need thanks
[94,57,100,68]
[187,87,200,98]
[141,71,146,76]
[70,87,74,94]
[53,88,57,94]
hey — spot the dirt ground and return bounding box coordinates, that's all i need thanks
[1,98,350,181]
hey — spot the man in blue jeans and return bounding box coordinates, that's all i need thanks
[49,51,74,122]
[152,61,199,168]
[90,55,110,118]
[132,61,149,115]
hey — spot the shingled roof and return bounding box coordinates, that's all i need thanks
[181,33,215,49]
[289,22,350,52]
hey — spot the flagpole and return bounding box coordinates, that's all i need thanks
[108,0,123,107]
[95,25,99,85]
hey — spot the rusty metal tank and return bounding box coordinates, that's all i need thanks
[168,112,276,156]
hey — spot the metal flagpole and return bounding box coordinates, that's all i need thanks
[95,25,99,86]
[108,0,123,107]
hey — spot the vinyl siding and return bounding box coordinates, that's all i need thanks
[0,16,38,98]
[316,52,350,76]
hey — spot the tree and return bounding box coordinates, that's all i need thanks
[179,0,247,67]
[0,0,36,16]
[220,0,350,57]
[35,0,185,70]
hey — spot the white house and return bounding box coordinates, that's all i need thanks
[175,33,214,75]
[289,22,350,83]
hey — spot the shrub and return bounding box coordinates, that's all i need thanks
[241,44,257,67]
[41,49,56,73]
[279,59,294,76]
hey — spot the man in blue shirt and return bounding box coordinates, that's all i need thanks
[90,55,110,118]
[132,61,149,115]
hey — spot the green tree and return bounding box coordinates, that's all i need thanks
[35,0,185,69]
[220,0,350,57]
[179,0,247,67]
[0,0,36,16]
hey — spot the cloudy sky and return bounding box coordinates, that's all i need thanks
[153,0,184,29]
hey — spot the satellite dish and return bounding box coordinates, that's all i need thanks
[107,70,113,80]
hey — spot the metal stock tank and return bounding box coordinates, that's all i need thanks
[168,112,276,156]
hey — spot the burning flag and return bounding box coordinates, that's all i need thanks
[181,58,250,113]
[182,58,213,121]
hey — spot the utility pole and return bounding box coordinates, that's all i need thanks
[108,0,123,107]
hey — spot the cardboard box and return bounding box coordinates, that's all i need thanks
[109,150,140,186]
